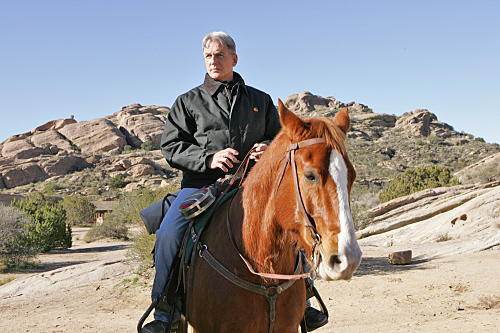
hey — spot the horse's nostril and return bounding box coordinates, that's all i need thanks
[330,255,341,266]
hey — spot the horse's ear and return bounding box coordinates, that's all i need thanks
[279,99,307,137]
[332,107,350,135]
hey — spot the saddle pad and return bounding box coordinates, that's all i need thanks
[185,188,239,265]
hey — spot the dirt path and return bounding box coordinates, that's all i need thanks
[1,229,499,332]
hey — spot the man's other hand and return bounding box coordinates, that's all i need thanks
[207,148,239,172]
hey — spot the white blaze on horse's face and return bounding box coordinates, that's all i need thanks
[318,149,362,281]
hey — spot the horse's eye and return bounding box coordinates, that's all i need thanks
[303,170,319,183]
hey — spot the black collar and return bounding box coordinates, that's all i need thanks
[203,72,248,97]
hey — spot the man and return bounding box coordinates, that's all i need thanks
[142,31,327,333]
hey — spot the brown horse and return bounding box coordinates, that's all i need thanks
[182,100,362,332]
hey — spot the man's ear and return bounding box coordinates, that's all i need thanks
[232,53,238,67]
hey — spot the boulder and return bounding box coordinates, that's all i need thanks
[31,130,74,151]
[1,163,47,188]
[395,109,432,136]
[283,91,344,115]
[1,138,35,157]
[31,117,76,134]
[388,250,412,265]
[58,118,127,154]
[126,164,156,177]
[115,105,166,149]
[40,154,91,177]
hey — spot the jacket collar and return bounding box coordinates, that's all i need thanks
[203,72,248,97]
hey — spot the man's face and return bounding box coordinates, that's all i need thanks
[204,39,238,82]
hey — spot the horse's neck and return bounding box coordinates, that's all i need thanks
[239,156,297,275]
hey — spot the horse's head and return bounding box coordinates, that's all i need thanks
[274,100,362,280]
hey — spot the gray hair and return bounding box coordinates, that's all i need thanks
[202,31,236,54]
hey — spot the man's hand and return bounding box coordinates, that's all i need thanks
[250,143,268,162]
[207,148,239,172]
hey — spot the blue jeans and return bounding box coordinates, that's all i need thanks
[152,188,198,323]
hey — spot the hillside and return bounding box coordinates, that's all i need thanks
[1,92,499,216]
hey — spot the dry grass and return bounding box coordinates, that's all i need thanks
[478,295,500,310]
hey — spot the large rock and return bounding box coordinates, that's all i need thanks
[114,104,167,149]
[283,91,345,115]
[1,137,35,157]
[40,153,91,177]
[1,163,47,188]
[59,118,127,154]
[31,130,74,151]
[31,117,76,134]
[395,109,432,136]
[358,184,500,259]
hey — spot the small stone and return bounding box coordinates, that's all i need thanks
[388,250,412,265]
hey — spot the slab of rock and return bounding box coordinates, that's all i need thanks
[31,130,74,151]
[59,118,127,154]
[389,250,412,265]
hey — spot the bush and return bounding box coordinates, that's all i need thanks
[379,165,461,203]
[0,204,38,267]
[11,193,72,253]
[474,137,485,143]
[125,185,180,272]
[108,175,126,188]
[126,228,155,275]
[62,194,96,226]
[43,181,62,194]
[83,218,128,242]
[141,140,155,151]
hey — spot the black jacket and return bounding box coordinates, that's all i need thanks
[161,72,281,188]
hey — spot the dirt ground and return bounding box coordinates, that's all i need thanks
[1,228,499,333]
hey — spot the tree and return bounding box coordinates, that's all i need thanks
[11,193,72,253]
[0,204,37,266]
[62,194,96,226]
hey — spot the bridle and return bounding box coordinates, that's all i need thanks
[195,138,327,333]
[274,138,326,277]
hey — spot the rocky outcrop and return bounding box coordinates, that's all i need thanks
[284,92,343,115]
[59,118,127,154]
[31,130,74,151]
[395,109,455,138]
[358,182,500,259]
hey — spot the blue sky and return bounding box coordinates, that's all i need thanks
[1,0,499,144]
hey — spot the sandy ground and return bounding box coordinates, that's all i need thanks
[1,229,499,333]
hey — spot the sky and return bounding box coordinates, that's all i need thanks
[1,0,499,145]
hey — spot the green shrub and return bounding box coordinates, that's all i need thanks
[379,165,461,203]
[474,137,485,143]
[11,194,72,253]
[0,204,38,267]
[127,228,155,275]
[141,140,155,151]
[108,175,126,188]
[427,134,442,145]
[62,194,96,226]
[125,185,180,272]
[43,181,62,193]
[83,218,128,242]
[123,145,132,152]
[416,139,425,146]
